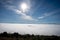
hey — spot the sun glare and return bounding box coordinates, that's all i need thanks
[21,3,28,13]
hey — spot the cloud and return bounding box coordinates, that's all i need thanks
[38,13,51,19]
[0,0,35,21]
[38,10,60,19]
[11,8,34,20]
[11,7,34,20]
[4,3,35,21]
[0,23,60,35]
[21,14,34,20]
[0,0,13,6]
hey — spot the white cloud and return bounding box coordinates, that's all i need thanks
[0,23,60,36]
[13,9,34,20]
[21,14,34,20]
[5,5,35,21]
[38,10,60,19]
[12,9,34,20]
[1,0,35,21]
[38,16,45,19]
[38,13,51,19]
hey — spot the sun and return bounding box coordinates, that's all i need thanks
[21,3,28,13]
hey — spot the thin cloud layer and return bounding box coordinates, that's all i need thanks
[0,0,34,21]
[38,10,60,19]
[7,6,34,20]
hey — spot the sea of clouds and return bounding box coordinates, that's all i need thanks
[0,23,60,36]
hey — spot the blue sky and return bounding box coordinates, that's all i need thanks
[0,0,60,24]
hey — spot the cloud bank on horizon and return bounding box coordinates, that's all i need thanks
[0,0,60,24]
[0,23,60,36]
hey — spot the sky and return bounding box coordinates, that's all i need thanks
[0,0,60,24]
[0,0,60,36]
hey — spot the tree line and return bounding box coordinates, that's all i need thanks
[0,32,60,40]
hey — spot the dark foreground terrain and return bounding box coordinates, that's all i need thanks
[0,32,60,40]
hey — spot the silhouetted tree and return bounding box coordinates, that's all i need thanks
[2,32,7,37]
[13,32,19,38]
